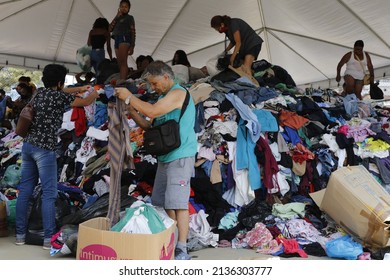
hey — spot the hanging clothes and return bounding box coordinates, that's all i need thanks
[106,99,134,226]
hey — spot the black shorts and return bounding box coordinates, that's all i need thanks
[239,42,262,60]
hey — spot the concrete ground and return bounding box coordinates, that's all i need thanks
[0,234,330,260]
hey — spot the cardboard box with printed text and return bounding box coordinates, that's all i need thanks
[310,165,390,248]
[76,217,176,260]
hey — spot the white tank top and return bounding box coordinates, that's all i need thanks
[344,51,367,80]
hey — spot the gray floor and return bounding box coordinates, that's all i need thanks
[0,234,330,260]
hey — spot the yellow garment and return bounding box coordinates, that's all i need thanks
[366,138,390,151]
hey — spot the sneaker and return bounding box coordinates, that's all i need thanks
[43,240,51,250]
[15,238,25,245]
[174,248,191,260]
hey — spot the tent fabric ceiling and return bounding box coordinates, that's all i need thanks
[0,0,389,86]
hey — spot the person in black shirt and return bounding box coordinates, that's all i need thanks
[87,17,112,75]
[211,15,263,76]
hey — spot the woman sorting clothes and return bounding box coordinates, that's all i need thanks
[15,64,99,249]
[211,15,263,76]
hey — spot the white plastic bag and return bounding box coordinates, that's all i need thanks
[206,54,223,77]
[76,44,92,72]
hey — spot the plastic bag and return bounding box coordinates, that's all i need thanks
[76,44,92,72]
[325,235,363,260]
[111,203,166,234]
[206,54,223,77]
[1,164,21,187]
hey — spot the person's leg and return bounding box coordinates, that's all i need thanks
[15,142,39,244]
[174,209,189,244]
[164,157,194,260]
[354,79,364,100]
[242,54,255,76]
[117,43,130,80]
[151,161,167,208]
[344,75,355,94]
[34,145,58,247]
[90,49,98,74]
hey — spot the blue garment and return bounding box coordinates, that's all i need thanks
[225,93,261,143]
[212,80,278,105]
[343,94,359,116]
[281,126,301,145]
[315,148,334,178]
[16,142,58,240]
[194,102,205,133]
[236,118,261,190]
[154,84,197,163]
[90,49,105,75]
[92,102,108,128]
[0,97,7,121]
[200,160,213,177]
[254,109,278,132]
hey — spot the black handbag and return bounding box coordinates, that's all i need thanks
[143,90,190,156]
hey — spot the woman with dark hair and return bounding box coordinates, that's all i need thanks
[87,17,112,75]
[172,50,191,67]
[17,76,37,93]
[211,15,263,76]
[15,64,99,249]
[109,0,136,80]
[10,83,34,123]
[336,40,374,100]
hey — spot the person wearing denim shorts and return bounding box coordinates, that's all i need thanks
[109,0,136,80]
[87,17,112,76]
[15,64,99,249]
[115,61,197,260]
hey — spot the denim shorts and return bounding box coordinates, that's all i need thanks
[114,34,131,49]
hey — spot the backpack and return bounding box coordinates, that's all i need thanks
[370,83,384,100]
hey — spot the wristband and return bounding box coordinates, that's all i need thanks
[125,95,131,105]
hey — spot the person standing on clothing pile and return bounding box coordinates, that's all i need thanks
[115,61,197,260]
[210,15,263,77]
[109,0,136,81]
[15,64,99,250]
[336,40,374,100]
[87,17,113,76]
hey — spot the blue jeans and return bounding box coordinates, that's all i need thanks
[90,48,105,74]
[16,142,58,240]
[114,35,131,49]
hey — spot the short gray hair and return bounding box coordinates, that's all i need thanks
[142,60,174,80]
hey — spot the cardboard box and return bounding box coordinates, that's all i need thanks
[76,217,176,260]
[310,166,390,248]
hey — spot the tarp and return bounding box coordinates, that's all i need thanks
[0,0,389,86]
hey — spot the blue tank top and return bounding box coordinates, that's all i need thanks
[153,84,197,163]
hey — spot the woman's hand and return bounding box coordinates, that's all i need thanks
[115,87,131,101]
[116,8,122,17]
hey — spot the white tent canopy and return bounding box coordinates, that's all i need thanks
[0,0,389,87]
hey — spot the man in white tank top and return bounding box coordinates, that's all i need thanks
[336,40,374,100]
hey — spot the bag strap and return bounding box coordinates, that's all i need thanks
[354,52,366,72]
[27,91,38,106]
[178,89,190,122]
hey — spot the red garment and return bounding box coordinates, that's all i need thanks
[256,136,279,190]
[276,237,308,258]
[188,202,197,215]
[70,107,87,137]
[278,110,309,130]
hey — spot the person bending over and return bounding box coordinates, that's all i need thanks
[115,61,197,260]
